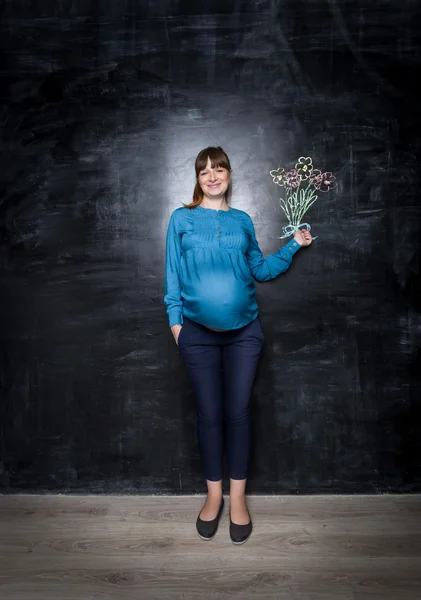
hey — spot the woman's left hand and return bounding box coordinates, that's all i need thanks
[293,228,313,247]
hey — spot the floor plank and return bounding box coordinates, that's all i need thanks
[0,495,420,599]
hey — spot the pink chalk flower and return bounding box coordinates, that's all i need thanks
[285,168,300,188]
[309,169,322,187]
[313,172,336,193]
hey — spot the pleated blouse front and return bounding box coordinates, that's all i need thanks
[164,205,300,331]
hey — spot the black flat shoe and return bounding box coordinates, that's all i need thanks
[229,511,253,545]
[196,498,224,541]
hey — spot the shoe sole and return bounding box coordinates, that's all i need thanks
[231,535,251,545]
[197,531,217,541]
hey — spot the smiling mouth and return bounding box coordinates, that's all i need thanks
[208,183,220,187]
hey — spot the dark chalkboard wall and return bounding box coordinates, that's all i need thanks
[1,0,420,494]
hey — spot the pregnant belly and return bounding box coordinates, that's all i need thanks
[186,273,252,320]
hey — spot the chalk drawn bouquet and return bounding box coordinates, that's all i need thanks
[270,156,337,238]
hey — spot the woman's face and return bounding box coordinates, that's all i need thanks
[198,156,231,200]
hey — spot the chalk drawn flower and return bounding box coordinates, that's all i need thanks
[313,172,336,192]
[284,168,300,188]
[270,167,286,187]
[309,169,323,188]
[295,156,313,180]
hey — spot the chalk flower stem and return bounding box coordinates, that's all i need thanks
[279,183,318,227]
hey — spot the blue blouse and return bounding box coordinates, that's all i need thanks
[164,205,301,330]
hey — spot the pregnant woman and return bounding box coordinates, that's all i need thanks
[164,146,312,544]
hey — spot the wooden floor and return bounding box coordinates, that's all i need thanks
[0,495,420,600]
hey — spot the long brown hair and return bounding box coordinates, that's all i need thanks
[184,146,232,209]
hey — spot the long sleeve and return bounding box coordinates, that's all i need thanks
[245,215,301,282]
[164,211,184,327]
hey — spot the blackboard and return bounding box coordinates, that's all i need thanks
[0,0,420,494]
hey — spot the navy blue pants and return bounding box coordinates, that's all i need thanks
[178,316,264,481]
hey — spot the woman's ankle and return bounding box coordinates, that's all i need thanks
[207,490,223,501]
[205,479,223,500]
[230,497,246,502]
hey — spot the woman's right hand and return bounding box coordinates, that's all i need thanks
[171,324,183,345]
